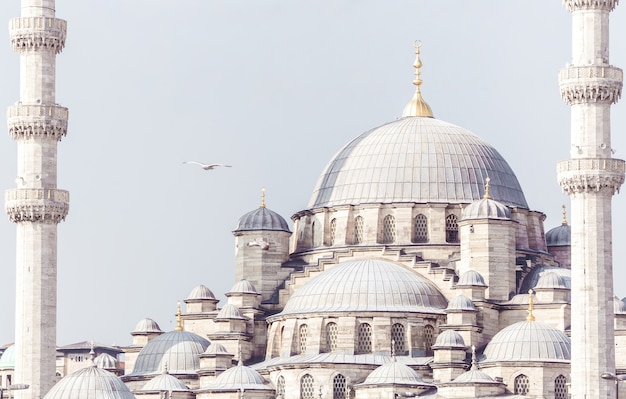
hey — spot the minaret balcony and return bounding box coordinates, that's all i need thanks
[563,0,618,12]
[557,158,625,194]
[559,65,622,105]
[7,104,68,140]
[5,188,69,223]
[10,17,66,54]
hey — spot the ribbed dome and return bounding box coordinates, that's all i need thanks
[614,296,626,314]
[229,279,259,294]
[519,266,571,293]
[234,207,290,233]
[204,343,230,355]
[132,318,163,334]
[446,295,476,311]
[546,224,571,246]
[308,117,528,209]
[362,361,428,385]
[142,371,189,392]
[483,321,571,362]
[280,259,448,315]
[461,198,511,220]
[44,365,135,399]
[94,353,118,370]
[535,271,568,289]
[187,285,215,300]
[453,368,497,383]
[216,304,245,320]
[130,330,210,375]
[0,345,14,370]
[432,330,466,349]
[210,363,269,390]
[457,270,487,287]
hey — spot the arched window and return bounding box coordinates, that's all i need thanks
[357,323,372,354]
[445,214,459,243]
[298,324,308,354]
[311,222,316,247]
[326,322,338,352]
[354,216,364,244]
[333,374,347,399]
[301,374,315,399]
[330,218,337,245]
[391,323,405,355]
[381,215,396,244]
[277,376,286,399]
[514,374,530,395]
[555,375,567,399]
[413,214,428,243]
[424,325,435,354]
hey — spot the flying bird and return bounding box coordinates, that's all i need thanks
[183,161,232,170]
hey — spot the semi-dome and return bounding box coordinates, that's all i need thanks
[308,117,528,209]
[0,345,15,370]
[446,295,476,311]
[461,198,511,220]
[482,320,571,362]
[432,330,466,349]
[279,259,447,316]
[361,361,430,385]
[457,270,487,287]
[546,223,571,246]
[187,285,216,300]
[535,271,568,290]
[132,318,163,334]
[209,362,269,390]
[234,206,290,233]
[130,330,210,376]
[44,364,135,399]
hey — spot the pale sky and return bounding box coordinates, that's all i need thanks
[0,1,625,347]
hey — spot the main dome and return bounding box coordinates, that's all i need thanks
[308,116,528,209]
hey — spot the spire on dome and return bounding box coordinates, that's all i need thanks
[470,345,478,371]
[483,176,492,199]
[526,289,536,322]
[261,187,266,208]
[562,204,568,225]
[175,301,184,331]
[402,41,434,118]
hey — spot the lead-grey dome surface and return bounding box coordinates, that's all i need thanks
[44,365,136,399]
[209,363,270,390]
[361,362,430,386]
[432,330,466,349]
[546,224,571,246]
[308,117,528,209]
[187,285,215,300]
[279,259,448,315]
[234,207,290,233]
[132,318,163,334]
[141,372,189,392]
[461,198,511,220]
[94,353,118,370]
[457,270,487,287]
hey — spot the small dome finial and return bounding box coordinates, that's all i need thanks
[470,345,478,370]
[391,339,396,361]
[261,187,266,208]
[483,176,492,199]
[402,41,434,118]
[562,204,568,225]
[526,289,536,321]
[175,301,184,331]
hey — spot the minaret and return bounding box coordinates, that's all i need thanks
[557,1,623,397]
[4,1,69,398]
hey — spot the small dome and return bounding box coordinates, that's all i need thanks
[519,266,571,293]
[446,295,476,311]
[44,365,135,399]
[234,207,290,233]
[535,271,568,289]
[130,330,210,376]
[614,296,626,314]
[142,371,189,392]
[229,279,259,294]
[546,224,571,247]
[279,259,448,315]
[362,362,428,385]
[0,345,15,370]
[187,285,216,300]
[461,198,511,220]
[216,304,246,320]
[132,318,163,334]
[204,343,230,355]
[94,353,118,370]
[457,270,487,287]
[210,363,269,390]
[483,320,571,362]
[453,368,497,383]
[432,330,466,349]
[506,294,531,305]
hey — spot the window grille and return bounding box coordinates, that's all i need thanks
[424,325,434,353]
[391,323,405,354]
[445,214,459,243]
[413,214,428,243]
[555,375,567,399]
[382,215,396,243]
[298,324,308,354]
[277,376,286,399]
[326,322,338,352]
[301,374,315,399]
[514,374,530,395]
[330,218,337,245]
[333,374,347,399]
[354,216,364,244]
[357,323,372,354]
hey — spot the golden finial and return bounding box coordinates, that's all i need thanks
[526,289,536,321]
[402,41,434,118]
[175,301,184,331]
[261,187,266,209]
[562,204,568,225]
[483,176,492,199]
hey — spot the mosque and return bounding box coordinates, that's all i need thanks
[3,0,626,399]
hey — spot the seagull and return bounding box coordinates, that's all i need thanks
[183,161,232,170]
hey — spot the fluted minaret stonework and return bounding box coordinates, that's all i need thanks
[4,1,69,398]
[557,0,624,397]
